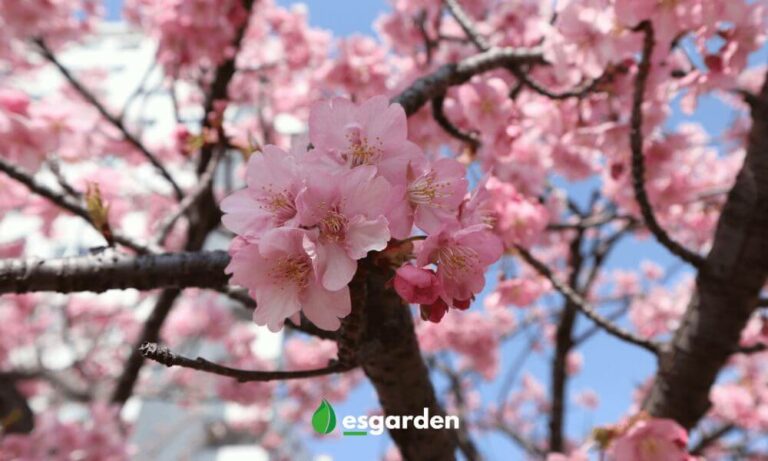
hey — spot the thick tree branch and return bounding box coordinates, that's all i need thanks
[643,69,768,428]
[346,259,458,459]
[35,39,184,201]
[392,46,544,116]
[0,251,230,295]
[140,342,354,382]
[629,22,706,268]
[515,246,660,354]
[0,158,155,254]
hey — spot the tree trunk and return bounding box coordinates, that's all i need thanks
[644,75,768,428]
[341,259,458,460]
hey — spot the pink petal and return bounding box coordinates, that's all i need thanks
[253,284,302,332]
[301,282,351,331]
[345,215,391,260]
[319,242,358,291]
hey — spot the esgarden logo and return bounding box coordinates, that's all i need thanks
[311,399,460,437]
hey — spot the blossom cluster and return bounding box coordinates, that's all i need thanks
[222,95,502,331]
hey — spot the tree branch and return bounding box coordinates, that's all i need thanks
[154,150,222,246]
[549,231,584,452]
[443,0,490,51]
[629,22,706,268]
[140,342,354,382]
[392,45,544,116]
[35,39,184,201]
[196,0,255,175]
[514,245,660,354]
[0,158,155,254]
[0,250,230,295]
[690,424,736,455]
[431,95,480,149]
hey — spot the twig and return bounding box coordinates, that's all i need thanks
[196,0,255,175]
[444,0,604,102]
[443,0,490,51]
[690,424,736,455]
[507,65,606,100]
[514,245,661,354]
[495,423,546,458]
[111,289,181,403]
[46,159,81,198]
[0,158,154,254]
[140,342,354,382]
[154,150,223,246]
[431,95,480,149]
[628,22,705,268]
[434,361,484,461]
[35,38,184,201]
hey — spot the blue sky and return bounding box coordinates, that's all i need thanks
[100,0,767,459]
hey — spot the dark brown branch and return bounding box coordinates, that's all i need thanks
[690,424,736,455]
[111,289,181,403]
[736,342,767,354]
[35,39,184,201]
[507,65,605,100]
[430,360,483,461]
[431,95,480,149]
[196,0,255,175]
[628,22,706,268]
[0,250,230,295]
[515,245,660,354]
[444,0,603,102]
[0,158,154,254]
[642,69,768,428]
[392,46,544,116]
[548,231,584,452]
[349,259,458,459]
[140,342,354,382]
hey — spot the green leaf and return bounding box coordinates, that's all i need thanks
[311,399,336,435]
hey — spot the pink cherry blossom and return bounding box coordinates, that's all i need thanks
[226,229,351,331]
[416,223,503,303]
[608,418,691,461]
[296,165,391,291]
[308,95,423,185]
[324,35,390,99]
[387,157,468,238]
[456,78,515,136]
[393,264,441,305]
[485,277,549,308]
[221,145,305,240]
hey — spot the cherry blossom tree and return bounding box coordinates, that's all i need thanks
[1,0,768,459]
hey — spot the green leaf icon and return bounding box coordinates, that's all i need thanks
[312,399,336,434]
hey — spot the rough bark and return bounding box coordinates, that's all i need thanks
[341,259,458,460]
[644,74,768,428]
[0,250,230,295]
